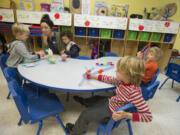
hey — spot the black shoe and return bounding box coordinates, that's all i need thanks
[66,123,74,134]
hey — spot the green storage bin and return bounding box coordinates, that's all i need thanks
[151,33,162,42]
[61,26,71,31]
[127,31,138,40]
[139,32,150,41]
[100,29,112,38]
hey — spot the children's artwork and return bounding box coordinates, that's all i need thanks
[82,0,90,14]
[0,9,14,22]
[20,0,34,11]
[95,2,108,16]
[51,0,64,13]
[74,14,127,30]
[96,61,114,67]
[129,18,179,34]
[111,4,128,17]
[16,10,72,26]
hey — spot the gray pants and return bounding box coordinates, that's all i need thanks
[71,97,111,135]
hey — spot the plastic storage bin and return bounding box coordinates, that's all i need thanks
[164,34,173,42]
[75,27,86,36]
[100,29,112,38]
[151,33,162,42]
[139,32,150,41]
[113,30,124,39]
[88,28,99,37]
[127,31,138,40]
[61,26,71,31]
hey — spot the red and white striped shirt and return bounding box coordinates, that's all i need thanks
[98,75,152,122]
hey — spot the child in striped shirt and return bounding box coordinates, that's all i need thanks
[66,56,152,135]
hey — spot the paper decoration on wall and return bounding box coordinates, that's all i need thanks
[165,22,170,27]
[82,0,90,14]
[50,0,64,13]
[0,9,14,22]
[70,0,82,14]
[139,25,144,31]
[54,13,60,19]
[95,2,108,16]
[20,0,34,11]
[111,4,129,17]
[74,14,127,30]
[129,19,179,34]
[17,10,71,26]
[84,20,90,26]
[165,3,177,17]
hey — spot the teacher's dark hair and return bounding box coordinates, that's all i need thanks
[40,14,54,29]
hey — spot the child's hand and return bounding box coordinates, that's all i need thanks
[35,50,45,58]
[112,111,132,121]
[137,51,143,59]
[61,54,68,61]
[60,50,65,55]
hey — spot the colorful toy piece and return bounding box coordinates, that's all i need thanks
[141,43,151,53]
[96,61,114,67]
[78,66,114,86]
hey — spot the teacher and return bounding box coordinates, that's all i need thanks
[40,14,61,54]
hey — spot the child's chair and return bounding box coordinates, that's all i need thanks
[159,56,180,90]
[97,81,160,135]
[76,56,91,60]
[4,67,49,99]
[0,54,9,76]
[104,52,118,57]
[8,79,68,135]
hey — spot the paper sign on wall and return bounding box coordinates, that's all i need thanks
[0,9,14,22]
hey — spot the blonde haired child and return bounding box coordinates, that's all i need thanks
[6,23,44,67]
[137,46,163,84]
[67,56,152,135]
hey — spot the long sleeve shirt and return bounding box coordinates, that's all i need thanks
[98,75,152,122]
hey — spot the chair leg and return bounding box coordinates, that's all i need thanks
[176,96,180,102]
[127,120,133,135]
[6,91,11,99]
[36,87,40,97]
[171,80,174,88]
[36,120,43,135]
[66,92,70,102]
[92,92,94,97]
[18,118,22,126]
[97,127,100,135]
[56,115,69,135]
[159,77,170,90]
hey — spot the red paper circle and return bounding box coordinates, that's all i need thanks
[139,25,144,31]
[0,16,3,21]
[165,22,170,27]
[54,13,60,19]
[85,20,90,26]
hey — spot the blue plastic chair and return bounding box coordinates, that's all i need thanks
[76,56,91,60]
[8,79,68,135]
[159,57,180,89]
[4,67,49,99]
[0,54,9,76]
[104,52,118,57]
[176,96,180,102]
[97,103,135,135]
[141,81,160,101]
[97,81,160,135]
